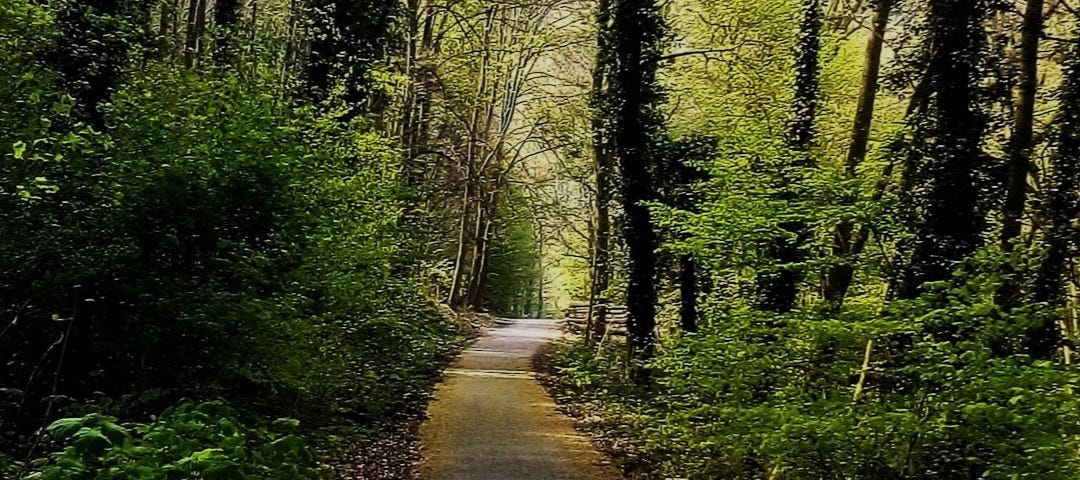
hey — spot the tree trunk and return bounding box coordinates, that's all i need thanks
[608,0,665,361]
[1029,24,1080,358]
[893,0,984,299]
[756,0,821,313]
[587,0,612,345]
[448,177,472,308]
[823,0,892,306]
[158,0,172,38]
[999,0,1043,249]
[465,192,495,309]
[183,0,200,67]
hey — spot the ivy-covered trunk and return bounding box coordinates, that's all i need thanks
[893,0,985,299]
[755,0,821,313]
[607,0,665,361]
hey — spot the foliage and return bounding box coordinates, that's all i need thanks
[29,401,317,480]
[483,185,542,316]
[554,249,1080,479]
[0,0,463,473]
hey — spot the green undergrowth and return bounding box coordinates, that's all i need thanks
[8,311,468,479]
[552,258,1080,480]
[27,402,317,480]
[0,1,469,476]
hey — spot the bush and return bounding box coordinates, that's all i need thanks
[553,253,1080,479]
[29,401,317,480]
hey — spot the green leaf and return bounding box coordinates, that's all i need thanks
[47,417,89,440]
[13,141,26,159]
[70,427,113,456]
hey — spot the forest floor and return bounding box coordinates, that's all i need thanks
[416,318,621,480]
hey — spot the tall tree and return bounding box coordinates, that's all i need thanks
[607,0,666,359]
[756,0,822,312]
[586,0,614,345]
[999,0,1044,248]
[893,0,986,299]
[823,0,893,306]
[183,0,208,68]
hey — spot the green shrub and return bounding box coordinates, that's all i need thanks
[554,252,1080,479]
[29,401,318,480]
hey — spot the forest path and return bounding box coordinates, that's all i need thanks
[416,318,621,480]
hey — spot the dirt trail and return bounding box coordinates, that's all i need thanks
[417,318,621,480]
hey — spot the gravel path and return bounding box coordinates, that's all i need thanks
[417,319,621,480]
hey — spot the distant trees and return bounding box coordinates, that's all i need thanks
[1030,21,1080,357]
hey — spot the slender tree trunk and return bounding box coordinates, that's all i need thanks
[183,0,200,67]
[464,191,490,309]
[995,0,1045,308]
[473,215,495,307]
[999,0,1044,249]
[587,0,612,345]
[536,229,545,317]
[159,0,172,38]
[823,0,892,306]
[448,176,472,308]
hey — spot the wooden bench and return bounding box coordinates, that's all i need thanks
[562,303,628,340]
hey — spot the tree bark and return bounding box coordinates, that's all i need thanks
[893,0,984,299]
[823,0,892,306]
[448,176,472,308]
[587,0,613,345]
[608,0,665,361]
[183,0,202,67]
[1000,0,1044,248]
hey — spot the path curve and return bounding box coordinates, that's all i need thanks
[417,318,621,480]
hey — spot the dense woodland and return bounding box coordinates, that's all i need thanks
[2,0,1080,477]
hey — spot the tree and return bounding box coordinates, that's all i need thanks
[999,0,1044,249]
[755,0,822,312]
[893,0,985,299]
[586,0,614,344]
[823,0,893,306]
[606,0,666,359]
[1029,22,1080,358]
[305,0,399,113]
